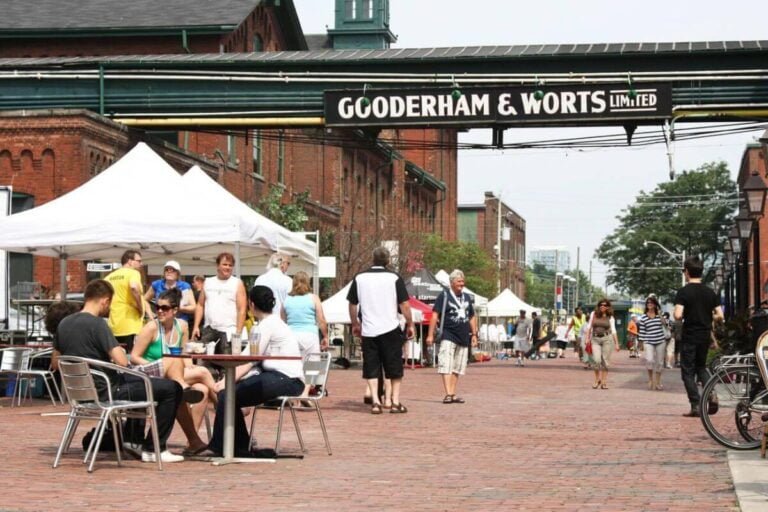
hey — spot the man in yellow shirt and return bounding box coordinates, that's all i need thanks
[105,250,150,352]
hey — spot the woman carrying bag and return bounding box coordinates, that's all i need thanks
[585,298,620,389]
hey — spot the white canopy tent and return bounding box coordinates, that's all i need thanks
[180,165,317,275]
[434,269,489,307]
[485,288,542,317]
[0,143,316,293]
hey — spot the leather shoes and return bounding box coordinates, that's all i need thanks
[682,407,700,417]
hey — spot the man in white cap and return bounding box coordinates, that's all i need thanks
[145,260,196,323]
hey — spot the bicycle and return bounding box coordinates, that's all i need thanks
[699,340,768,450]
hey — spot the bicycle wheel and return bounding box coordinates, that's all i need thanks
[699,367,767,450]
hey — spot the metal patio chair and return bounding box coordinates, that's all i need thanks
[53,356,163,472]
[249,352,333,455]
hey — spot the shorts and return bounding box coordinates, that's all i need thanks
[294,331,320,359]
[131,359,164,378]
[362,327,405,380]
[513,337,530,352]
[437,340,469,375]
[556,340,568,350]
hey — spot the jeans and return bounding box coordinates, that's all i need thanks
[208,370,305,455]
[680,341,710,406]
[114,374,182,451]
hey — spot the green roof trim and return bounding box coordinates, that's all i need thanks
[405,162,445,191]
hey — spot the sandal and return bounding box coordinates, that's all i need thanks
[451,395,465,404]
[390,403,408,414]
[655,384,664,391]
[181,444,209,457]
[592,380,601,389]
[442,395,453,404]
[600,383,609,390]
[371,404,383,415]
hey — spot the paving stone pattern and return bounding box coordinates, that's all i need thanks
[0,351,738,511]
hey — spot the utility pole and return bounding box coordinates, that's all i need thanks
[496,195,502,295]
[588,260,593,306]
[552,249,559,320]
[575,246,580,308]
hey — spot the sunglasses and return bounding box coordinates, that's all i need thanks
[599,304,608,307]
[156,305,173,312]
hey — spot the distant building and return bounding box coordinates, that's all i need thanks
[458,192,526,298]
[529,247,571,272]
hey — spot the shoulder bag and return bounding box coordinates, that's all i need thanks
[433,291,448,341]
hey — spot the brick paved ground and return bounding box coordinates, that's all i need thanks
[0,350,739,511]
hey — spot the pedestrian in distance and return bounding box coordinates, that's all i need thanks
[512,310,532,366]
[637,295,667,391]
[104,249,153,352]
[627,315,639,358]
[585,299,620,389]
[425,269,477,404]
[565,306,588,363]
[673,255,724,417]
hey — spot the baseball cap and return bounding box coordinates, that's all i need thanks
[164,260,181,272]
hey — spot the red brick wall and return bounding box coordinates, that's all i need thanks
[740,146,768,307]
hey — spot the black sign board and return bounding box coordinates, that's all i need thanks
[324,83,672,127]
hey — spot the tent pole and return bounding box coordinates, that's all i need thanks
[313,229,320,296]
[234,242,241,277]
[59,254,67,299]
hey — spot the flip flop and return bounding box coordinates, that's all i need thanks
[442,395,453,404]
[592,381,601,389]
[371,404,383,415]
[451,395,465,404]
[181,444,209,457]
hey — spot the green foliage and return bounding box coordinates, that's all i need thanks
[421,235,496,297]
[255,186,309,231]
[596,161,734,300]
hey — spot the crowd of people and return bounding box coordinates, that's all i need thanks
[42,247,725,462]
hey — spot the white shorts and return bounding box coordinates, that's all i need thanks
[294,330,320,359]
[513,337,530,352]
[437,340,469,375]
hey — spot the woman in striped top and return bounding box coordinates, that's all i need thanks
[637,295,666,390]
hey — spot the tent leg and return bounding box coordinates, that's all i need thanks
[59,256,67,299]
[234,242,241,277]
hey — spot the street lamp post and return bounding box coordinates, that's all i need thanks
[643,240,686,288]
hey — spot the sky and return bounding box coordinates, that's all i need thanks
[293,0,767,292]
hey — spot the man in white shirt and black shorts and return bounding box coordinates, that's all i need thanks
[347,247,414,415]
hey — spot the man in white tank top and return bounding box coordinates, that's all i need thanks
[192,252,247,350]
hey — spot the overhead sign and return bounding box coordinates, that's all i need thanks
[324,83,672,127]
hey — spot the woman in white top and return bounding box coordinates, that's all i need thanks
[207,285,304,457]
[585,298,620,389]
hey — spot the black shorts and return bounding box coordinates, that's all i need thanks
[556,340,568,350]
[362,327,405,380]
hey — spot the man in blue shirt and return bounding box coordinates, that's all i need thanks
[426,269,477,404]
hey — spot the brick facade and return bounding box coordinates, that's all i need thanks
[0,2,458,293]
[738,144,768,308]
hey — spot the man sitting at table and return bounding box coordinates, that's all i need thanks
[50,279,187,463]
[206,285,304,457]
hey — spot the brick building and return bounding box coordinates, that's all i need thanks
[0,0,457,293]
[458,192,526,297]
[736,141,768,310]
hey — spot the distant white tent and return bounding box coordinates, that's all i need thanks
[434,269,489,307]
[321,282,353,324]
[485,288,542,317]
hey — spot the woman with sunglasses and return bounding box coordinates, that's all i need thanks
[131,288,218,454]
[585,299,620,389]
[637,295,667,390]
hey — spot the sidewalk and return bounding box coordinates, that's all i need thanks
[0,350,761,511]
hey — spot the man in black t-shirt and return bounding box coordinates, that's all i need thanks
[426,269,477,404]
[673,256,724,417]
[52,279,185,463]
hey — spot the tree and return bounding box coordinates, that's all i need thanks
[419,235,496,297]
[255,185,309,231]
[596,161,735,300]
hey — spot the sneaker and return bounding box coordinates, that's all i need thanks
[141,450,184,463]
[121,441,142,459]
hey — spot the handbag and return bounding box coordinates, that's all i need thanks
[585,341,593,355]
[433,290,448,341]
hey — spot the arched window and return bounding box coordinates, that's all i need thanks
[253,34,264,52]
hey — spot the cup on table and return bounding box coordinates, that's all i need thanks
[231,334,242,355]
[249,330,261,356]
[169,346,182,356]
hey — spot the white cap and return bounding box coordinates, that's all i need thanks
[164,260,181,272]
